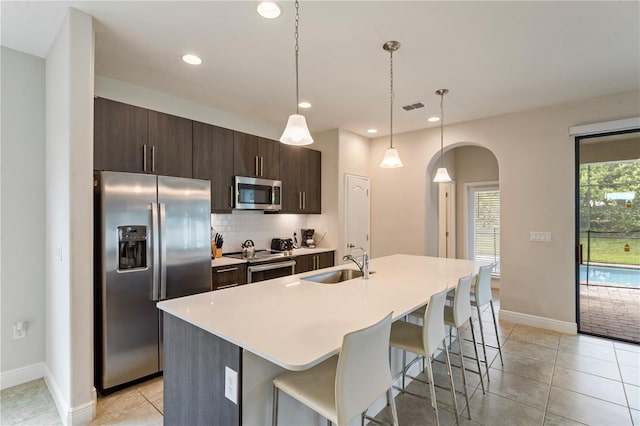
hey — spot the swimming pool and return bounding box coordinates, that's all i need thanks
[580,265,640,287]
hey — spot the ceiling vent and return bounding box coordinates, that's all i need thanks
[402,102,424,111]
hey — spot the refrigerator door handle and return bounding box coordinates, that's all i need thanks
[159,203,167,300]
[151,202,160,301]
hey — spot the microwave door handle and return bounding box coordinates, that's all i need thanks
[151,202,160,301]
[159,203,167,300]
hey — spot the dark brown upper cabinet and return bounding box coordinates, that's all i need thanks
[148,111,192,178]
[233,132,280,180]
[94,98,192,178]
[94,98,148,173]
[193,122,235,213]
[279,145,321,214]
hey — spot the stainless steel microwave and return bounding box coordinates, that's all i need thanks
[234,176,282,210]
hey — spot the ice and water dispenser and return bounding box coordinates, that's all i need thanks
[118,226,147,270]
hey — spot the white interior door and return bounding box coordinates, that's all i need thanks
[345,174,370,257]
[438,182,456,258]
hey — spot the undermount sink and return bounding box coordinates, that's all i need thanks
[302,269,374,284]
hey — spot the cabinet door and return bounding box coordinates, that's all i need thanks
[94,98,148,173]
[148,111,193,178]
[279,145,304,212]
[258,137,280,180]
[212,264,247,290]
[233,132,259,177]
[295,254,314,273]
[303,149,321,213]
[317,251,335,269]
[193,122,235,212]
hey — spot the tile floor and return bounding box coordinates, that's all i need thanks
[1,297,639,426]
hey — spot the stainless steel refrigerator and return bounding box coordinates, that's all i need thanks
[94,171,212,391]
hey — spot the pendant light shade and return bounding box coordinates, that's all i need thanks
[379,40,403,168]
[281,114,314,146]
[380,147,403,168]
[433,167,452,182]
[433,89,452,183]
[280,0,313,145]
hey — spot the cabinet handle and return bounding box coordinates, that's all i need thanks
[229,185,234,208]
[260,156,264,177]
[303,192,306,210]
[143,144,148,172]
[216,267,239,273]
[255,156,259,176]
[217,283,239,290]
[151,145,156,172]
[299,192,302,210]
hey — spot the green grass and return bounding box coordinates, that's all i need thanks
[580,237,639,265]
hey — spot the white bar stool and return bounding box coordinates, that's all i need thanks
[472,263,504,378]
[272,312,398,426]
[389,287,459,426]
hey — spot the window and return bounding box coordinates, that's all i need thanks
[468,183,500,274]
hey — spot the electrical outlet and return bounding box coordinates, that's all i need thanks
[55,244,62,262]
[224,366,238,404]
[529,231,552,242]
[13,321,27,340]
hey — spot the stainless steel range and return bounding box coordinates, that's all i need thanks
[224,250,296,283]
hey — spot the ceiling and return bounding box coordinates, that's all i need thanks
[2,1,639,138]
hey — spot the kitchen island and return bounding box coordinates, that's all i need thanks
[158,254,486,425]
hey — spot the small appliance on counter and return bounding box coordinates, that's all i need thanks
[301,229,315,247]
[271,238,294,253]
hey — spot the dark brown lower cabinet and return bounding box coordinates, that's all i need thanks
[212,264,247,290]
[295,251,335,274]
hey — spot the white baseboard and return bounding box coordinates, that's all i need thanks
[44,365,97,425]
[500,309,577,335]
[0,362,45,390]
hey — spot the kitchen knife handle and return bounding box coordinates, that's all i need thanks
[151,202,160,301]
[143,144,148,172]
[159,203,167,300]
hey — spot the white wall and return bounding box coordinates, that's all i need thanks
[369,89,640,331]
[45,8,95,424]
[0,47,46,388]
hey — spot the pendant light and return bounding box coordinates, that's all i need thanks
[280,0,313,146]
[379,41,403,168]
[433,89,452,182]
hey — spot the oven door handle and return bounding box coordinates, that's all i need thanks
[247,260,296,274]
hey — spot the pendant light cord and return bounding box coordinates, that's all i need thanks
[294,0,300,114]
[440,91,444,166]
[389,49,394,149]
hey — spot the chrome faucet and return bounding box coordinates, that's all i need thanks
[342,247,369,280]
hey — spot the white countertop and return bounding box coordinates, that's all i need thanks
[160,254,485,371]
[211,247,335,268]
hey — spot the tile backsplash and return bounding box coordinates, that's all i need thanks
[211,211,308,252]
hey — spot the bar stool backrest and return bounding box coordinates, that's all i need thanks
[335,312,393,425]
[474,264,494,306]
[451,274,474,327]
[422,287,450,357]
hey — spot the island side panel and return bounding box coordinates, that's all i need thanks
[163,313,242,426]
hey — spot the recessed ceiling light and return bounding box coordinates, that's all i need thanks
[257,2,281,19]
[427,116,440,122]
[367,129,378,134]
[182,54,202,65]
[298,101,312,109]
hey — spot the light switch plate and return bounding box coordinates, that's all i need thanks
[530,231,552,242]
[224,366,238,404]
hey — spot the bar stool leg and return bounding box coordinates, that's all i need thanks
[387,388,399,426]
[455,326,472,420]
[476,304,491,382]
[443,339,460,426]
[489,300,504,366]
[425,359,440,426]
[272,385,279,426]
[469,317,486,394]
[401,349,407,389]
